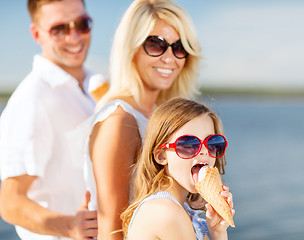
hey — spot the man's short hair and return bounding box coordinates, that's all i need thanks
[27,0,85,23]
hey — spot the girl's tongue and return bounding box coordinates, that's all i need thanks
[191,165,208,183]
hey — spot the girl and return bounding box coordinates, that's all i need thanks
[121,98,234,240]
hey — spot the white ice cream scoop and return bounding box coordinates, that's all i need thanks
[198,166,209,182]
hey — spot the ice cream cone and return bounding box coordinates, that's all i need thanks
[89,81,109,102]
[195,167,235,227]
[88,74,109,102]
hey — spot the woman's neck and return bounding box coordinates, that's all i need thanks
[137,86,161,117]
[137,95,157,118]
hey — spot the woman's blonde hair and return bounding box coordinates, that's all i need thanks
[121,98,226,236]
[109,0,202,106]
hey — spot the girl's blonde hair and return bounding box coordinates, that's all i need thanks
[121,98,226,236]
[109,0,202,106]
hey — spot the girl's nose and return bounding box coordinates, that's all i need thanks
[199,144,209,156]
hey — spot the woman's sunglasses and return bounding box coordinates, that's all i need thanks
[143,35,189,59]
[48,16,93,40]
[158,134,227,159]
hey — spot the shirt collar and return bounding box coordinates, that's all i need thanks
[32,54,92,89]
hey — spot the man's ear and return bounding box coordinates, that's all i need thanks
[30,23,41,44]
[154,150,168,166]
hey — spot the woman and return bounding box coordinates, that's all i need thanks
[84,0,201,239]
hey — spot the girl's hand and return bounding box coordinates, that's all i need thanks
[205,186,235,239]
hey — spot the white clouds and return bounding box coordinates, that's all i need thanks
[198,4,304,89]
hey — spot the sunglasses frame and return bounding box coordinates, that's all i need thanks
[142,35,189,59]
[158,134,228,159]
[48,16,93,40]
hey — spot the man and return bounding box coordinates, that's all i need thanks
[0,0,99,239]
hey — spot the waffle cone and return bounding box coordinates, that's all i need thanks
[195,167,235,227]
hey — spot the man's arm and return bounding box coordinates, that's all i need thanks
[0,174,97,239]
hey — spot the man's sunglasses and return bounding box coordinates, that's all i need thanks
[143,35,189,59]
[158,134,227,159]
[48,16,93,40]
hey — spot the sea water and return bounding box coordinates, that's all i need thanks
[203,95,304,240]
[1,95,304,240]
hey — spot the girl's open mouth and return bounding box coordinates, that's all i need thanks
[191,163,208,183]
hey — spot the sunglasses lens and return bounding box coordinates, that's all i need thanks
[172,40,188,59]
[143,36,167,57]
[75,17,92,33]
[49,17,92,40]
[207,135,227,158]
[50,24,69,40]
[143,36,188,59]
[176,136,201,159]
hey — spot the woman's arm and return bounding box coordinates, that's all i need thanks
[89,106,140,240]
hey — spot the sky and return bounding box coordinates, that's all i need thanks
[0,0,303,92]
